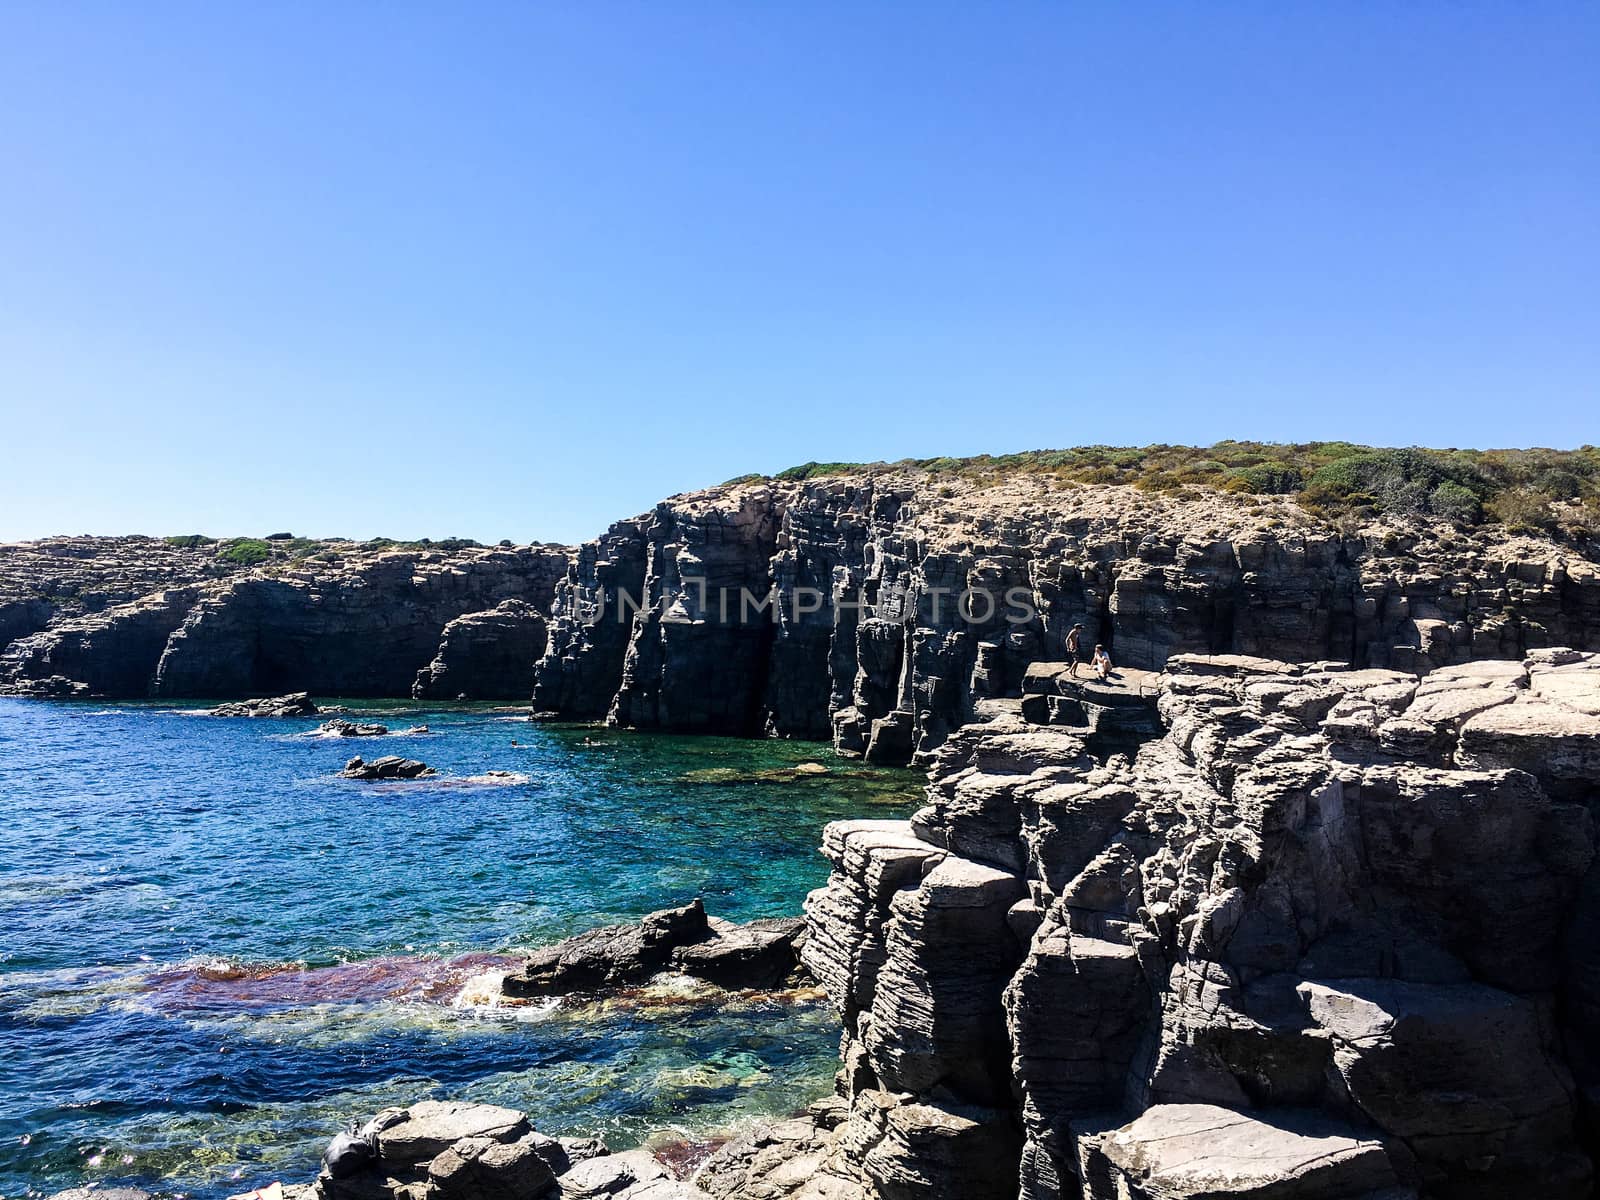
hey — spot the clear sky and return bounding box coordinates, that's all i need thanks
[2,3,1595,545]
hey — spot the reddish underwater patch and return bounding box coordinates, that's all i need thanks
[142,951,518,1009]
[652,1135,728,1177]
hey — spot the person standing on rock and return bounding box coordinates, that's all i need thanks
[1066,623,1086,676]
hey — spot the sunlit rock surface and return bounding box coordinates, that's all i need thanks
[785,651,1600,1200]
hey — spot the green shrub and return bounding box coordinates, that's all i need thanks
[774,461,866,481]
[1429,480,1482,524]
[163,534,216,549]
[217,538,274,566]
[1227,462,1304,494]
[732,441,1595,531]
[1485,488,1555,532]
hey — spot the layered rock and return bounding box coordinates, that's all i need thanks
[793,651,1600,1199]
[537,492,782,732]
[531,474,1600,764]
[7,481,1599,732]
[413,599,548,700]
[1,543,569,699]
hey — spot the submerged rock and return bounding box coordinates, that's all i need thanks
[340,755,435,780]
[501,900,806,998]
[209,692,319,718]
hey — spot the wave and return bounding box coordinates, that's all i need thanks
[329,771,532,789]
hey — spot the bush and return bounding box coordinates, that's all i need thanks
[1429,480,1482,524]
[774,461,866,481]
[163,534,216,549]
[731,441,1596,531]
[217,538,274,566]
[1304,448,1489,517]
[1227,462,1303,495]
[1485,488,1555,532]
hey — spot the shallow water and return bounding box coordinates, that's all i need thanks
[0,698,919,1198]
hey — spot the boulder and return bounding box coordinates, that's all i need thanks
[501,901,807,997]
[211,692,319,718]
[319,719,390,737]
[340,756,435,781]
[669,917,807,989]
[372,1100,530,1165]
[425,1132,555,1200]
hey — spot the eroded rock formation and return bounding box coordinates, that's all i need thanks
[413,599,548,700]
[0,542,569,699]
[534,475,1600,764]
[783,650,1600,1200]
[5,477,1598,747]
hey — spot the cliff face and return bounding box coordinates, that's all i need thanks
[0,542,570,699]
[5,475,1598,717]
[533,474,1599,763]
[791,650,1600,1200]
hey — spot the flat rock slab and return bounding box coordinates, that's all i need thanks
[560,1152,672,1196]
[1164,654,1307,678]
[1097,1103,1397,1199]
[373,1100,530,1164]
[1023,662,1162,704]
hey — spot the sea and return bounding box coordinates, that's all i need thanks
[0,698,919,1198]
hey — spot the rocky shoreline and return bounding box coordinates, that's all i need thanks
[6,476,1598,772]
[9,476,1600,1199]
[34,648,1599,1200]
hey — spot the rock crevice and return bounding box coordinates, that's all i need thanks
[789,651,1600,1200]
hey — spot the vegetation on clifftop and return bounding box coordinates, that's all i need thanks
[761,443,1600,535]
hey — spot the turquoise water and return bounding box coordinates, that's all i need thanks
[0,698,918,1199]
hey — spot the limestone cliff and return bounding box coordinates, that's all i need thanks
[535,473,1599,763]
[707,650,1600,1200]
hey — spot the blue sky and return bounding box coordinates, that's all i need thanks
[2,3,1595,545]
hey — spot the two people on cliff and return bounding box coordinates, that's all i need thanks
[1067,623,1114,680]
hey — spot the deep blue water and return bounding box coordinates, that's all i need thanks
[0,698,918,1199]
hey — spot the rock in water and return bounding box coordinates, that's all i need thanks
[501,900,806,998]
[318,718,389,737]
[339,755,435,780]
[210,692,319,718]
